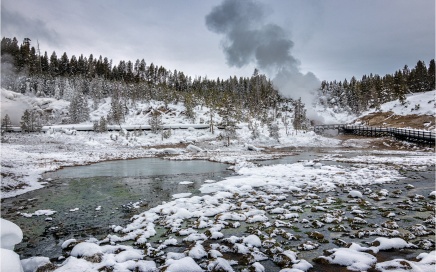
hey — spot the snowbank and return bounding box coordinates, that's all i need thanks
[1,218,24,272]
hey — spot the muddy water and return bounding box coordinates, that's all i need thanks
[1,158,232,259]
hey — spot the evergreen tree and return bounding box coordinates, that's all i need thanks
[1,114,12,133]
[148,110,163,134]
[428,59,435,90]
[99,116,108,132]
[293,98,307,132]
[20,109,41,132]
[183,93,196,123]
[69,91,89,123]
[268,119,280,142]
[218,94,239,146]
[20,110,31,132]
[93,120,99,132]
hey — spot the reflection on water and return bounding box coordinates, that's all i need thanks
[1,158,232,259]
[44,158,230,179]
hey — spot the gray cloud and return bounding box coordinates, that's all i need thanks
[1,5,60,47]
[206,0,320,107]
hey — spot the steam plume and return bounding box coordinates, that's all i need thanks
[206,0,320,115]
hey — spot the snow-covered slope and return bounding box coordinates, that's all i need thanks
[361,90,435,117]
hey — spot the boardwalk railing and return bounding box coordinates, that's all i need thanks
[314,124,435,145]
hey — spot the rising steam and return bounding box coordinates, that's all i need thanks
[205,0,321,116]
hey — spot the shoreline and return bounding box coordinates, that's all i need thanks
[1,130,433,199]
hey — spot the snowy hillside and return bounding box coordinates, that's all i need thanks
[361,90,435,117]
[312,90,436,127]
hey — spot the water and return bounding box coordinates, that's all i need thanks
[1,151,434,271]
[1,158,233,259]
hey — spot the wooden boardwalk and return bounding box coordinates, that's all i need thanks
[314,124,435,145]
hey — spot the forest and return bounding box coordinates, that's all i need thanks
[1,37,434,131]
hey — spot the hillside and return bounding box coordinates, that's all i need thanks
[353,90,435,130]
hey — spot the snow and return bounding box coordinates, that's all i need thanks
[362,90,436,117]
[369,237,415,253]
[165,257,203,272]
[243,235,262,247]
[1,248,24,272]
[1,87,436,271]
[172,193,192,199]
[0,219,24,271]
[19,209,56,217]
[348,190,363,198]
[0,218,23,250]
[70,242,103,257]
[317,247,377,271]
[21,256,51,272]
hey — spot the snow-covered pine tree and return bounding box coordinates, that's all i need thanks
[268,119,280,142]
[63,79,74,101]
[1,114,12,133]
[293,98,307,132]
[148,109,163,134]
[20,109,41,132]
[99,116,108,132]
[93,120,99,132]
[183,93,196,123]
[69,91,89,123]
[218,93,239,146]
[54,77,61,99]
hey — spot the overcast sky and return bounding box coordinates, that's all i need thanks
[1,0,434,82]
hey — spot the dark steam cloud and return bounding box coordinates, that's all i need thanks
[206,0,320,111]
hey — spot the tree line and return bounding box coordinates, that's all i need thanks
[317,59,435,114]
[2,37,309,139]
[1,37,432,135]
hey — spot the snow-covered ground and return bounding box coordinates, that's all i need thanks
[314,90,436,125]
[361,90,436,117]
[1,87,343,198]
[1,88,435,271]
[8,150,434,272]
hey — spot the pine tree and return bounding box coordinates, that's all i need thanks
[268,118,280,142]
[293,98,307,132]
[428,59,435,91]
[149,110,163,134]
[93,120,99,132]
[1,114,12,133]
[20,109,41,132]
[99,116,108,132]
[69,91,89,123]
[184,93,196,123]
[20,110,31,133]
[218,94,239,146]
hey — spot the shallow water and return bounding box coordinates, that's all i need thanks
[1,151,434,271]
[1,158,232,259]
